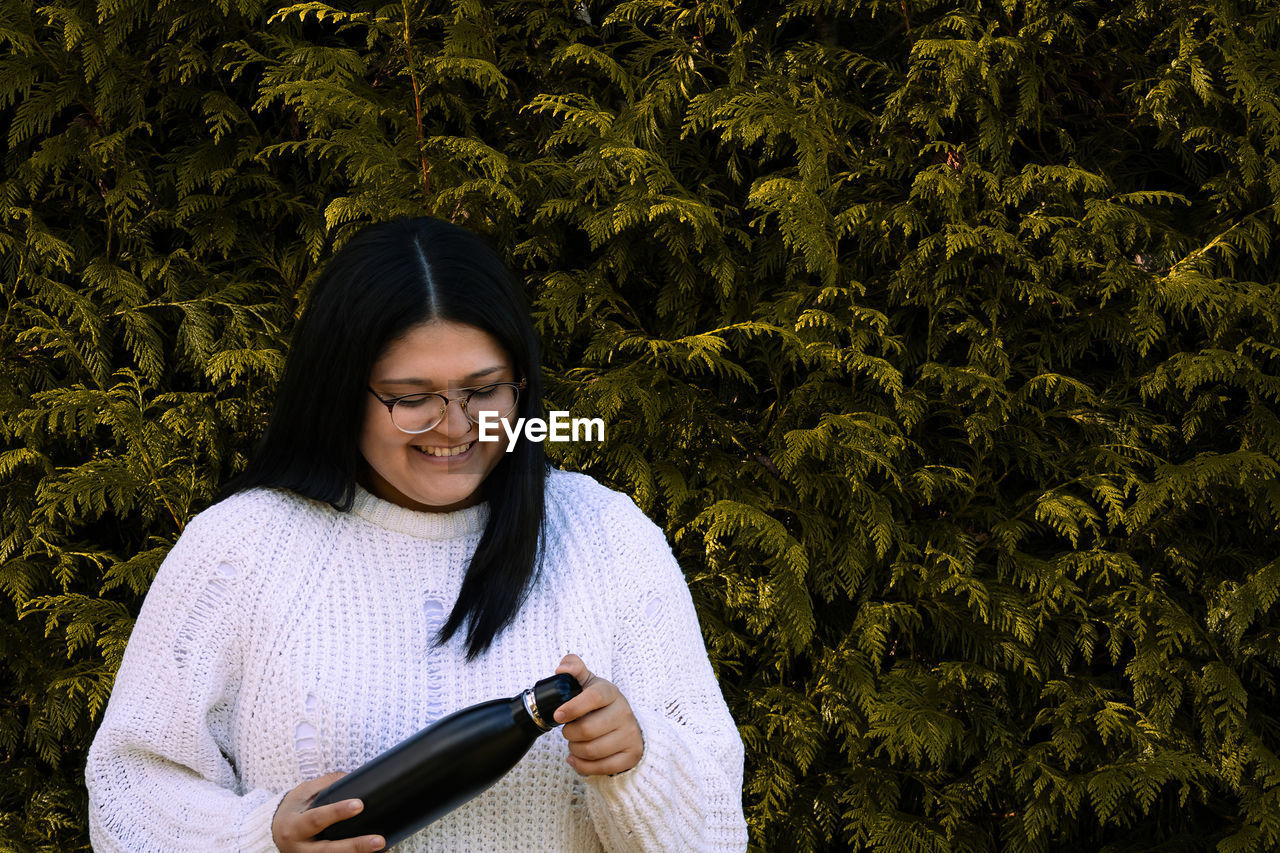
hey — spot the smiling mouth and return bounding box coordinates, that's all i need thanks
[416,440,476,458]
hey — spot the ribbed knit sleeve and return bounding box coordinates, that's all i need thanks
[582,493,749,852]
[86,507,286,853]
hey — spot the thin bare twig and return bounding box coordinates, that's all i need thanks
[402,1,431,202]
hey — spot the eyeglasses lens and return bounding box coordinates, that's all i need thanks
[390,384,519,434]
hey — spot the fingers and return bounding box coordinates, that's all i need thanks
[314,836,387,852]
[553,656,616,725]
[273,772,386,852]
[555,654,594,688]
[551,655,643,775]
[555,653,645,773]
[295,768,348,799]
[561,703,624,742]
[554,687,612,725]
[299,798,364,839]
[565,727,634,762]
[568,751,640,776]
[562,704,643,764]
[566,728,645,776]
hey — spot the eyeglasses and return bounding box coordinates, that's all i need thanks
[367,380,526,434]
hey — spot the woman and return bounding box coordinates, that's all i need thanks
[85,218,748,852]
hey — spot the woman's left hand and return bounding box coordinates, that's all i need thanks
[553,654,645,776]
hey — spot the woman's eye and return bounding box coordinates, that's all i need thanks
[470,387,498,399]
[396,396,433,408]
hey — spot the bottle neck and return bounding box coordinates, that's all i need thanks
[521,688,554,732]
[510,693,548,737]
[509,673,581,737]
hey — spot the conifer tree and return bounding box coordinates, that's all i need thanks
[2,1,1278,851]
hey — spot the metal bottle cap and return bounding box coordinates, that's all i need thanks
[524,673,582,731]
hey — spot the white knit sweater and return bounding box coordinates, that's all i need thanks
[86,468,748,852]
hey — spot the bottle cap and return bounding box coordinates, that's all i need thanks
[531,673,582,726]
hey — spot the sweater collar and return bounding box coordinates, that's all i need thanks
[350,485,488,540]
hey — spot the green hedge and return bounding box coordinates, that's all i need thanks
[2,1,1279,850]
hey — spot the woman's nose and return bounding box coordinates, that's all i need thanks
[436,395,473,437]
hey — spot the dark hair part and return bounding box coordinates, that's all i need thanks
[221,217,547,659]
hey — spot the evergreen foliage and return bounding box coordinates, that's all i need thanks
[2,0,1279,850]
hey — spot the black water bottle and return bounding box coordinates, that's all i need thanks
[311,673,581,846]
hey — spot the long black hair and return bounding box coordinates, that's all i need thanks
[222,217,547,659]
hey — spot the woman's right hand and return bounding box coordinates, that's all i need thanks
[272,772,385,852]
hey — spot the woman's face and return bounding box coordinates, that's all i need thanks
[360,319,516,513]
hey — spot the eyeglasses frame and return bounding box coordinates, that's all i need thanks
[367,379,528,435]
